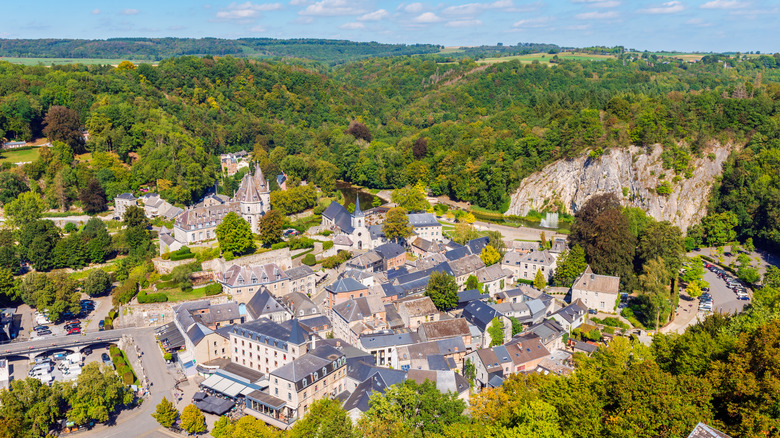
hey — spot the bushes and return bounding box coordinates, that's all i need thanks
[122,372,134,385]
[169,247,195,261]
[288,236,315,250]
[318,230,332,236]
[113,280,138,305]
[322,241,334,251]
[322,250,351,269]
[204,283,223,296]
[302,253,317,266]
[270,241,289,250]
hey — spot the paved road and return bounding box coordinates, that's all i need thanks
[703,269,747,315]
[84,327,178,438]
[0,328,128,357]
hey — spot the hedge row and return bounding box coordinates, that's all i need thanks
[137,290,168,303]
[204,283,223,296]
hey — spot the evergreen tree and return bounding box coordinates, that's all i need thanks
[534,269,547,290]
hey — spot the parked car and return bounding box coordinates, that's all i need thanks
[588,309,598,315]
[101,353,112,365]
[80,300,94,306]
[98,320,105,331]
[67,327,81,335]
[33,325,49,332]
[37,329,53,336]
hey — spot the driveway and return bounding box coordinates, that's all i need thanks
[703,268,748,315]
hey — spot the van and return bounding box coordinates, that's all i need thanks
[31,362,51,373]
[28,367,47,378]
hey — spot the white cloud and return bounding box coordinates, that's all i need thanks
[572,0,620,4]
[91,8,101,14]
[413,11,442,22]
[576,10,618,18]
[216,2,283,20]
[358,9,389,21]
[700,0,747,9]
[686,17,712,26]
[445,19,483,27]
[299,0,366,16]
[339,21,365,29]
[121,9,139,15]
[639,1,684,13]
[404,3,425,13]
[250,25,266,32]
[442,0,513,16]
[567,23,591,30]
[513,16,553,27]
[289,0,309,4]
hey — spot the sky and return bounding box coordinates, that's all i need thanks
[1,0,778,53]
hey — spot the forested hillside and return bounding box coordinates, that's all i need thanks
[0,38,442,63]
[2,51,780,248]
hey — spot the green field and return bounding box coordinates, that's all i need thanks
[0,57,153,66]
[476,52,615,65]
[0,146,40,164]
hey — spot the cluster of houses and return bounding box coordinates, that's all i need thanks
[152,192,624,429]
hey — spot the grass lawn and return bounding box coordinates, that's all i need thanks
[0,146,41,164]
[160,287,211,302]
[476,52,615,65]
[0,57,154,66]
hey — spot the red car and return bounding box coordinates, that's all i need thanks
[67,327,81,335]
[66,319,81,325]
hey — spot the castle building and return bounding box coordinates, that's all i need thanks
[172,164,271,245]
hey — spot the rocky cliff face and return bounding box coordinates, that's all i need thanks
[506,143,734,232]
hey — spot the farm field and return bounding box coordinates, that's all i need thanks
[0,57,153,66]
[0,146,40,164]
[475,51,615,65]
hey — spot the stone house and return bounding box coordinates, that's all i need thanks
[570,266,620,314]
[395,296,440,330]
[219,263,290,304]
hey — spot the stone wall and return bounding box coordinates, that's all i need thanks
[152,258,194,275]
[202,247,293,273]
[117,295,232,328]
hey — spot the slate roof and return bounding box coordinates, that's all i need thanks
[231,318,309,346]
[379,283,405,299]
[411,237,446,254]
[220,263,288,288]
[550,238,568,253]
[333,296,385,323]
[332,235,353,246]
[466,236,490,255]
[270,344,344,384]
[444,247,471,261]
[462,301,502,331]
[406,369,469,395]
[457,289,485,305]
[299,315,332,332]
[687,423,732,438]
[416,253,448,270]
[246,290,288,321]
[326,277,368,294]
[116,192,136,200]
[282,292,319,317]
[367,225,385,240]
[476,264,510,283]
[553,299,588,324]
[447,254,485,276]
[375,242,406,260]
[322,201,354,234]
[518,250,556,267]
[359,332,420,350]
[505,336,550,366]
[408,213,440,228]
[285,265,314,281]
[347,251,382,269]
[573,266,620,294]
[343,366,407,413]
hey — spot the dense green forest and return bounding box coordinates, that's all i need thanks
[2,50,780,249]
[0,38,443,63]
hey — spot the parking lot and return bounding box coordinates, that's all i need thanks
[701,266,749,315]
[8,345,113,385]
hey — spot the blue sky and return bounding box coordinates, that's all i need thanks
[2,0,778,53]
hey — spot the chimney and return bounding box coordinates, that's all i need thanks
[311,337,316,350]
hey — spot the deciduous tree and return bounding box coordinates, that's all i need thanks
[488,317,505,346]
[480,245,501,266]
[180,404,207,435]
[553,246,587,287]
[258,210,284,246]
[43,106,85,153]
[215,212,256,256]
[3,191,45,228]
[391,184,430,212]
[79,179,107,213]
[151,397,178,429]
[382,207,413,242]
[83,269,112,297]
[65,362,133,425]
[425,271,458,311]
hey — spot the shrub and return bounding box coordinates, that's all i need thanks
[138,290,168,303]
[164,352,173,361]
[122,372,135,385]
[656,182,673,196]
[223,251,235,261]
[322,241,334,251]
[318,230,332,236]
[271,241,289,250]
[169,247,195,261]
[109,346,121,356]
[204,283,223,296]
[288,236,315,250]
[302,253,316,266]
[161,252,170,260]
[322,250,351,269]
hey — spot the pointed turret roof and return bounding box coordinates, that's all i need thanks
[354,195,364,217]
[235,172,260,203]
[253,163,269,193]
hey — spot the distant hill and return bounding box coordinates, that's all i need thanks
[0,37,443,63]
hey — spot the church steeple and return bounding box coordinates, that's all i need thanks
[353,195,364,217]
